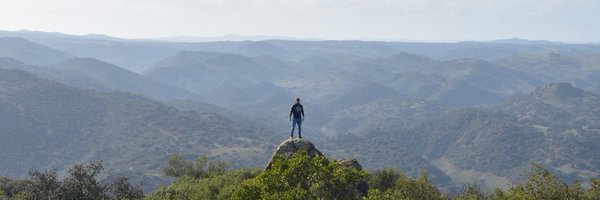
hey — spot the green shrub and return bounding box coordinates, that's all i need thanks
[146,169,259,200]
[368,168,401,193]
[233,152,368,200]
[162,154,227,179]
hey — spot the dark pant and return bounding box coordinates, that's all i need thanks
[290,118,302,137]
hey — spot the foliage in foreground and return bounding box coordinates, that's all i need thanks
[0,161,143,200]
[454,163,600,200]
[365,168,445,200]
[146,154,257,200]
[3,154,600,200]
[162,154,228,179]
[146,169,259,200]
[149,155,600,200]
[233,152,369,200]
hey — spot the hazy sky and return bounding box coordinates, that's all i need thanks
[0,0,598,42]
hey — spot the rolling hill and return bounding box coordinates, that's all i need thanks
[49,57,200,100]
[332,83,600,189]
[0,57,200,101]
[146,51,278,94]
[493,83,600,180]
[0,69,278,191]
[0,37,72,66]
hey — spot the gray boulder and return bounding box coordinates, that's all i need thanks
[264,138,368,196]
[338,158,368,197]
[265,138,323,170]
[338,158,363,170]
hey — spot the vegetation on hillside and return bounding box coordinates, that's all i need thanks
[2,152,600,200]
[0,69,275,191]
[233,152,368,200]
[146,154,256,200]
[146,153,600,199]
[0,162,142,200]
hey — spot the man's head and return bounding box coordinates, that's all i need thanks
[296,97,300,103]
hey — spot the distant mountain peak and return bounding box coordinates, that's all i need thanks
[0,37,72,66]
[489,38,560,45]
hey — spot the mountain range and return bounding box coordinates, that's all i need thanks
[1,30,600,192]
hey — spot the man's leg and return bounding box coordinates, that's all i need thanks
[290,120,296,138]
[298,119,302,138]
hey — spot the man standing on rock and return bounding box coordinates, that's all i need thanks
[289,97,305,138]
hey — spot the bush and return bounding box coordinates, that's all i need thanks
[233,152,368,200]
[147,155,257,200]
[454,182,489,200]
[360,168,446,200]
[147,169,259,200]
[163,154,227,179]
[109,177,144,200]
[368,168,401,193]
[504,163,575,199]
[454,163,600,200]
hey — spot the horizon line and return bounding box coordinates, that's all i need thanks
[1,29,598,44]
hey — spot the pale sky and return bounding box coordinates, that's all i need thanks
[0,0,599,42]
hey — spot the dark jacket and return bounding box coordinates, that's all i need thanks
[290,103,304,119]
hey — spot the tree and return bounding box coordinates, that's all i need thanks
[500,163,583,200]
[384,170,445,200]
[19,168,61,200]
[0,177,29,198]
[2,161,143,200]
[163,154,193,178]
[355,168,446,200]
[588,178,600,199]
[454,182,489,200]
[368,168,401,193]
[163,154,227,179]
[58,161,107,200]
[108,177,144,200]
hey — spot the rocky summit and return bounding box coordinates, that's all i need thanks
[265,137,323,170]
[263,137,369,196]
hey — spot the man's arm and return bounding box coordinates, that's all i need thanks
[301,105,305,121]
[289,105,293,121]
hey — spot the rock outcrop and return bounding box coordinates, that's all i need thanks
[264,137,368,196]
[265,138,322,170]
[338,158,363,170]
[338,158,368,196]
